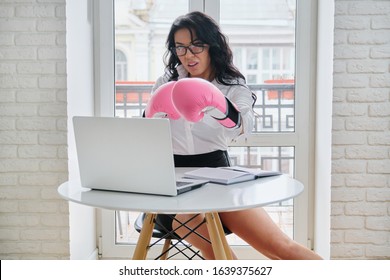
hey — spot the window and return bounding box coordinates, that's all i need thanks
[115,49,127,81]
[95,0,319,259]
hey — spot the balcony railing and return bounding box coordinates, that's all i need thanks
[115,82,295,133]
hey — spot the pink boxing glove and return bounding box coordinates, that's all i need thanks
[144,81,181,119]
[171,78,241,128]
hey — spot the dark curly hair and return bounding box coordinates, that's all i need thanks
[164,11,245,86]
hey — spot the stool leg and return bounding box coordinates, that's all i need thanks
[160,238,171,260]
[213,212,234,260]
[133,213,156,260]
[205,212,228,260]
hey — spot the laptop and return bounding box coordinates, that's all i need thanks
[72,116,208,196]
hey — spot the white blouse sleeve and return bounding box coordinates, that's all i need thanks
[217,81,254,141]
[229,84,254,136]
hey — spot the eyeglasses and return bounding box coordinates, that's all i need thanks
[171,44,206,56]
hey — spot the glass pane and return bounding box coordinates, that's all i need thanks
[220,0,297,247]
[114,0,188,118]
[219,0,296,133]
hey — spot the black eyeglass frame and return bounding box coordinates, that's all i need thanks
[171,44,207,57]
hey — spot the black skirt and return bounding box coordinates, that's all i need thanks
[174,149,231,168]
[154,150,232,235]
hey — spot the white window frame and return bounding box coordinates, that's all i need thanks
[92,0,332,259]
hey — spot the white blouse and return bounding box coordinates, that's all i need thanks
[152,65,254,155]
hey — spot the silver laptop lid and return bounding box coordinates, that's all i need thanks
[73,116,178,196]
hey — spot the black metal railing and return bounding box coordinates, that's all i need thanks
[115,83,295,133]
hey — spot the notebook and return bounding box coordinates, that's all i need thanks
[72,116,208,196]
[183,166,282,185]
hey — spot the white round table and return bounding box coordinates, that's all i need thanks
[58,169,304,260]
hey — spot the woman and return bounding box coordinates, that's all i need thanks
[146,11,322,260]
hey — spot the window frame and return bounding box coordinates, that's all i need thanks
[92,0,332,259]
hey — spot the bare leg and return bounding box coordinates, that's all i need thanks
[172,213,237,260]
[219,208,323,260]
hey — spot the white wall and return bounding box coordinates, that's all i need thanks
[0,0,69,259]
[66,0,96,259]
[332,0,390,259]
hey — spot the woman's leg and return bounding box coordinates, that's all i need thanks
[172,213,237,260]
[219,208,322,260]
